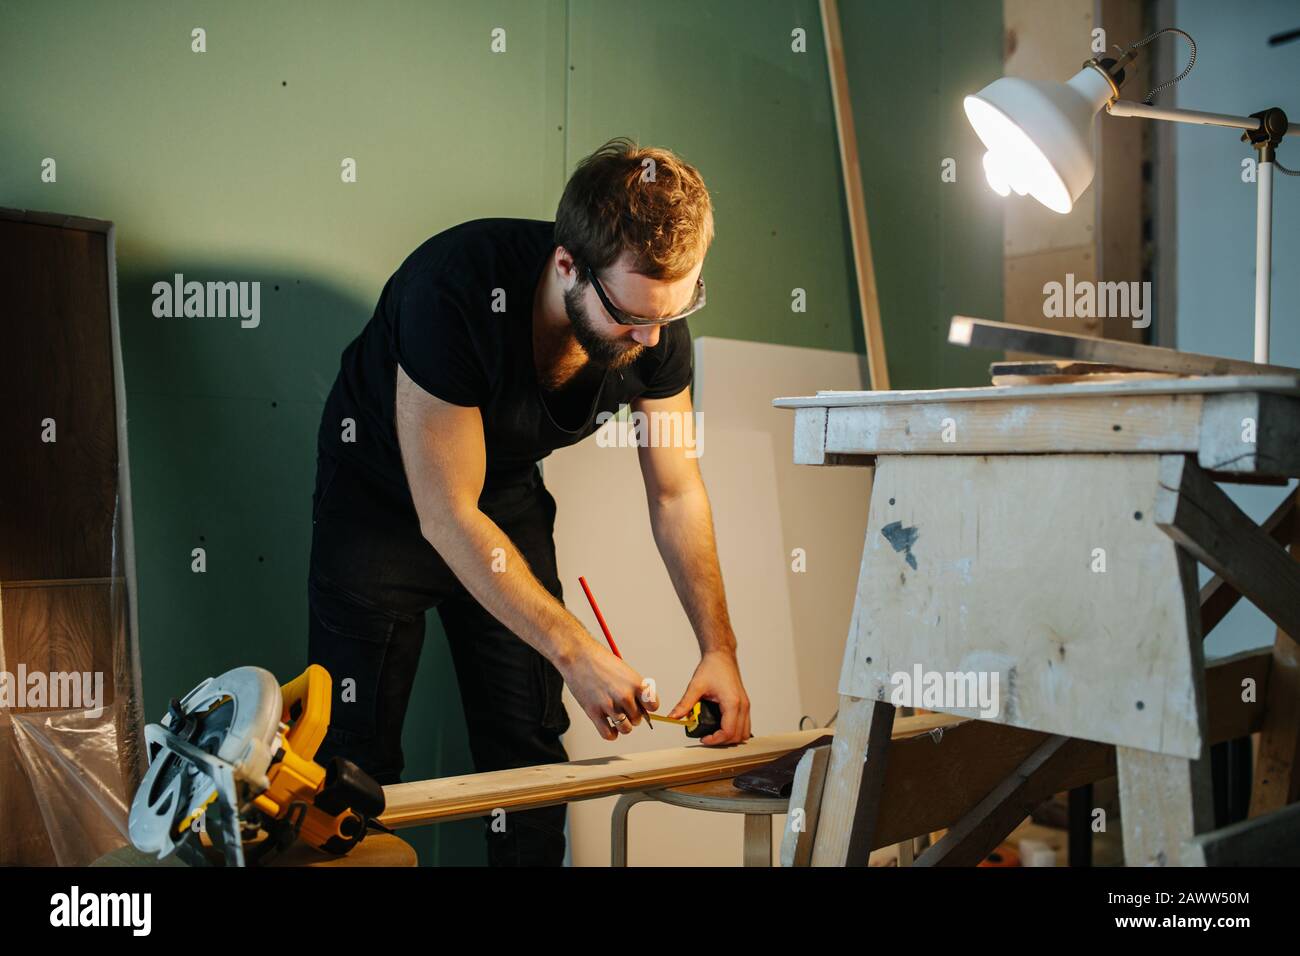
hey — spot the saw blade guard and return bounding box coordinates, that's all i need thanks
[128,667,283,859]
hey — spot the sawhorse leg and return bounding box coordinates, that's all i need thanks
[810,695,895,866]
[1116,746,1214,865]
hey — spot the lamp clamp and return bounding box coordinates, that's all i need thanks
[1084,50,1136,103]
[1242,107,1289,163]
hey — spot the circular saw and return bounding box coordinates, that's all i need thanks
[129,664,385,866]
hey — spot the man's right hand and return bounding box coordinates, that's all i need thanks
[558,642,657,741]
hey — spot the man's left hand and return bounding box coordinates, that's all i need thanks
[667,649,752,745]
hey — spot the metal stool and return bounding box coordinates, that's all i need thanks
[612,779,788,866]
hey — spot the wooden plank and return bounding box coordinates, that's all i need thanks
[1199,392,1300,477]
[810,695,894,866]
[949,316,1298,377]
[376,650,1263,845]
[992,372,1176,386]
[780,743,829,867]
[1116,746,1214,866]
[1098,0,1149,345]
[843,454,1206,757]
[1155,456,1300,642]
[914,734,1076,867]
[819,0,889,390]
[1200,489,1297,635]
[992,361,1151,377]
[822,394,1202,456]
[379,728,831,829]
[1184,800,1300,866]
[773,375,1300,409]
[989,361,1171,387]
[1250,505,1300,817]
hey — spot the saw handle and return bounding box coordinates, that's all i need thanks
[279,664,332,761]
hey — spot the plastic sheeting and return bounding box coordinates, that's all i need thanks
[7,703,135,866]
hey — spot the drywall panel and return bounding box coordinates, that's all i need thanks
[547,336,872,864]
[548,424,794,865]
[694,336,872,725]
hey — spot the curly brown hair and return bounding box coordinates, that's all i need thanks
[554,137,714,282]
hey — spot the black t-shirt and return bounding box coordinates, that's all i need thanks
[318,217,694,505]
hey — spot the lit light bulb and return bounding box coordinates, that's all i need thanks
[963,65,1114,215]
[981,151,1012,197]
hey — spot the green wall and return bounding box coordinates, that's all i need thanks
[1,0,1001,864]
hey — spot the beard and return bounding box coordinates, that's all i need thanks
[564,282,645,370]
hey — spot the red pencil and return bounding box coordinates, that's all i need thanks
[578,575,652,730]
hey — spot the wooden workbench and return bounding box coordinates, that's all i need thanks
[774,375,1300,866]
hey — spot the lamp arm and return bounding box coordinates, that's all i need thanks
[1107,99,1276,132]
[1108,100,1299,140]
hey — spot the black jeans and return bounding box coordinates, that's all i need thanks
[307,449,571,866]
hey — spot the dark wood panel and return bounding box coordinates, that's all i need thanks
[0,220,118,581]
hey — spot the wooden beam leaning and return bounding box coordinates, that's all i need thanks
[1155,456,1300,643]
[1200,489,1297,635]
[1251,503,1300,817]
[820,0,889,390]
[780,744,830,867]
[891,604,1231,869]
[868,650,1265,851]
[913,735,1076,867]
[1184,799,1300,866]
[950,316,1299,377]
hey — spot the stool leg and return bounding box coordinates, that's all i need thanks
[611,793,653,866]
[743,814,772,867]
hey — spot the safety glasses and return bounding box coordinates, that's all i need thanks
[585,264,706,327]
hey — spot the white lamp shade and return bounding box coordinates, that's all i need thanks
[963,67,1113,214]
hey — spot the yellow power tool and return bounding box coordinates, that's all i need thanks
[129,664,385,866]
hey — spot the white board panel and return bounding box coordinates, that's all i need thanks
[545,337,870,864]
